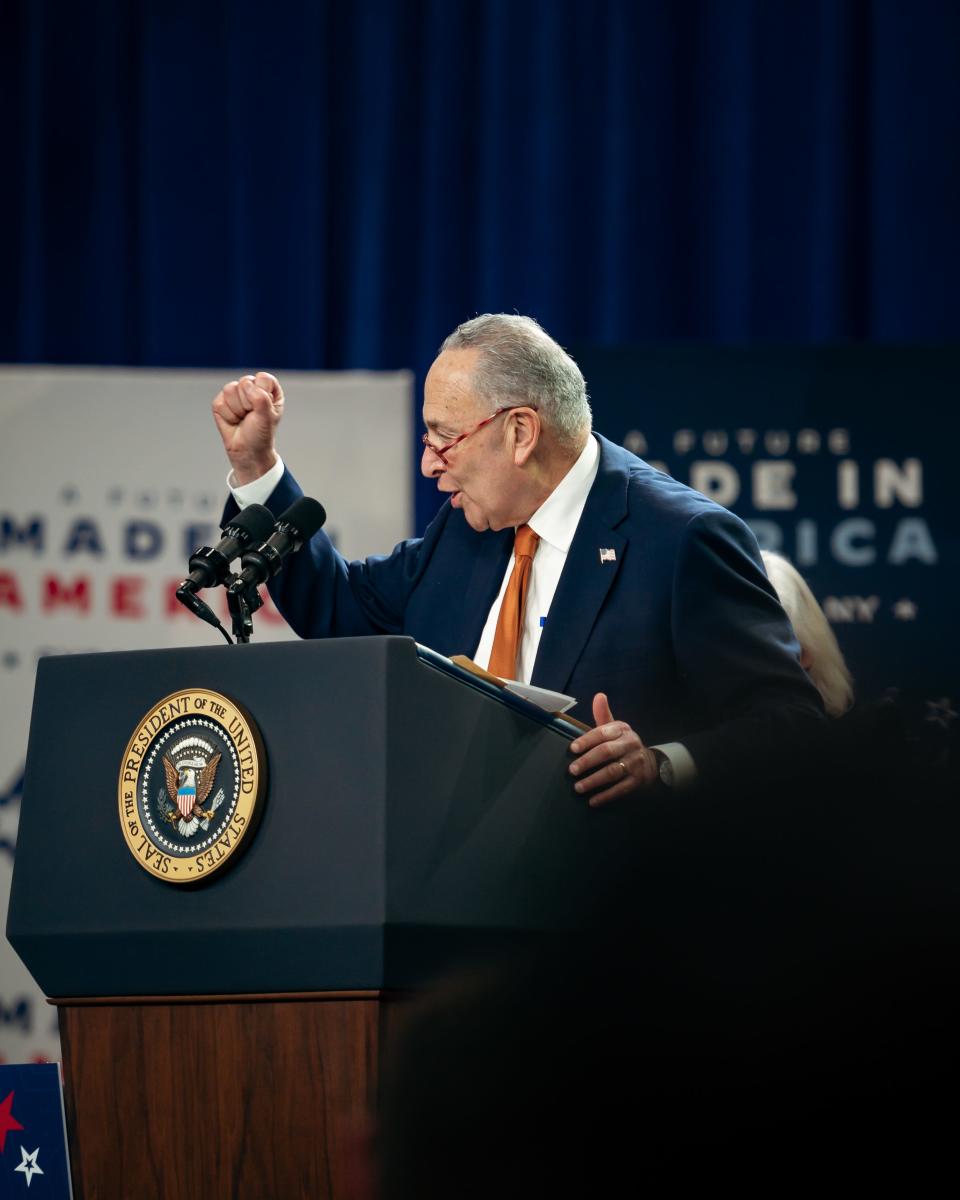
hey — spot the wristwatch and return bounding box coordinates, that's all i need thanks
[652,748,674,789]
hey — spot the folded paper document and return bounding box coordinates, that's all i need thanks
[449,655,577,714]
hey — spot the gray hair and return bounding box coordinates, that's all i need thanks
[761,551,854,718]
[440,314,592,449]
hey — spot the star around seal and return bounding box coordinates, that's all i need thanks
[118,688,266,883]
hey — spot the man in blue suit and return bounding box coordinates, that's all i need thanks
[215,314,822,801]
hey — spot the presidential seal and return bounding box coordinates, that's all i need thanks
[118,689,266,883]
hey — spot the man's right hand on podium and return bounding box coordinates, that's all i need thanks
[213,371,284,486]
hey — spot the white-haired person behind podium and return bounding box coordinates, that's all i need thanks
[761,551,854,718]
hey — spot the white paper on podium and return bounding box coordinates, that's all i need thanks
[501,679,577,713]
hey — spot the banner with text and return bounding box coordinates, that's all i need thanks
[576,344,958,770]
[0,366,413,1064]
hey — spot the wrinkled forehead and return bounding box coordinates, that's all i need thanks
[422,348,487,429]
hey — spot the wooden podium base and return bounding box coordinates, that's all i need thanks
[56,993,386,1200]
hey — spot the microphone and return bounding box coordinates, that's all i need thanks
[228,497,326,593]
[178,504,276,595]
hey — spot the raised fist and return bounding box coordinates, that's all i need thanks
[212,372,285,485]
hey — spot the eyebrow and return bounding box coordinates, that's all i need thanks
[424,418,455,436]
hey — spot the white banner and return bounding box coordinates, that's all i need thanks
[0,366,413,1062]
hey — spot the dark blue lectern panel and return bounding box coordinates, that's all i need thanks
[8,638,626,997]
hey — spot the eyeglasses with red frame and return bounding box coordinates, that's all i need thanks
[421,405,537,465]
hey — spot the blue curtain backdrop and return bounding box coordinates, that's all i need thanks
[3,0,959,529]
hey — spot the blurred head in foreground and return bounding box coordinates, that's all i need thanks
[762,550,853,717]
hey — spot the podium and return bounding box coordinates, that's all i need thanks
[7,637,630,1199]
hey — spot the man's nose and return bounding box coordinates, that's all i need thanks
[421,446,445,479]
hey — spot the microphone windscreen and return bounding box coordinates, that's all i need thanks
[226,503,276,543]
[278,497,327,540]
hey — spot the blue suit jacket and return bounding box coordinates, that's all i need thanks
[226,434,823,783]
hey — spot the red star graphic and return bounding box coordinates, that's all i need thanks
[0,1090,25,1153]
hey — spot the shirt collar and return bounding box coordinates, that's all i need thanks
[526,434,600,553]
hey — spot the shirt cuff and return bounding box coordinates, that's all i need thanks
[651,741,697,790]
[227,457,285,508]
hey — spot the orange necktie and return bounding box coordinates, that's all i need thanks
[487,524,540,681]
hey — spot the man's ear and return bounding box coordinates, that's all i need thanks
[509,408,541,465]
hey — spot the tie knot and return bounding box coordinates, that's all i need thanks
[514,524,539,560]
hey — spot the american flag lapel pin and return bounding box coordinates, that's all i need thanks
[599,547,617,564]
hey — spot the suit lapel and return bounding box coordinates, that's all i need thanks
[435,524,513,658]
[531,438,630,695]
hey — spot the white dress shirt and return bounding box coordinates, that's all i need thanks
[472,435,600,683]
[230,457,286,507]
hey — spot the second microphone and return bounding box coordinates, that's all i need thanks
[228,497,327,593]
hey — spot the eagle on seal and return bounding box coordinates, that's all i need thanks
[163,752,221,822]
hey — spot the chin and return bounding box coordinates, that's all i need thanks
[460,503,493,533]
